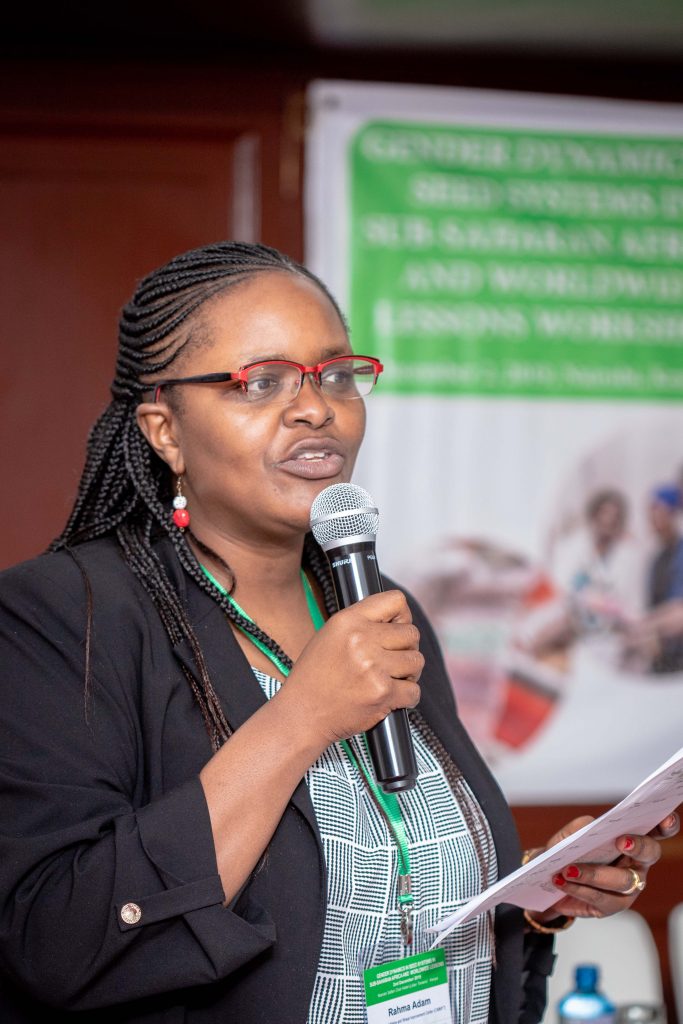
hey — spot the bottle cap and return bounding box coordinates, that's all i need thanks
[576,964,599,988]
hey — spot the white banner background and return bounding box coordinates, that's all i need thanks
[304,81,683,803]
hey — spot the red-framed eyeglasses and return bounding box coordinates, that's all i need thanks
[150,355,383,406]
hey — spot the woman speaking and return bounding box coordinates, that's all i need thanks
[0,241,675,1022]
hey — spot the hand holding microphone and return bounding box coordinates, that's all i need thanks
[310,483,419,793]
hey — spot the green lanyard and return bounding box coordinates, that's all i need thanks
[200,563,415,944]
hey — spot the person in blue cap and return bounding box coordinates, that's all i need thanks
[639,483,683,673]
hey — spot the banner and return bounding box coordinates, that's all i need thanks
[305,81,683,803]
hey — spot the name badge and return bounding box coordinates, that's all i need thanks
[363,949,453,1023]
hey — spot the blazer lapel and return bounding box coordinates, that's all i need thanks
[414,618,524,1024]
[405,590,522,882]
[417,654,521,879]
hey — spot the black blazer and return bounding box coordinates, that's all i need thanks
[0,537,554,1022]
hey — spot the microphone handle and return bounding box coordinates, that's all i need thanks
[325,541,417,793]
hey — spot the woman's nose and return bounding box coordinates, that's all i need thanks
[284,372,333,424]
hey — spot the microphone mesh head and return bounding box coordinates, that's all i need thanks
[310,483,379,547]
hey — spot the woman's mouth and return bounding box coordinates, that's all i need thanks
[278,446,345,480]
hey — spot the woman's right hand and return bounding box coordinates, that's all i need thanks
[200,589,422,901]
[283,589,424,754]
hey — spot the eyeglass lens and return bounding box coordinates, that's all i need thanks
[243,358,377,403]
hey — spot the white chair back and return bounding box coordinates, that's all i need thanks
[543,911,664,1023]
[669,902,683,1024]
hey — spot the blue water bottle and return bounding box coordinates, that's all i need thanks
[558,964,617,1024]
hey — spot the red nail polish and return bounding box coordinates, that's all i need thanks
[565,865,580,879]
[553,874,566,886]
[623,836,635,851]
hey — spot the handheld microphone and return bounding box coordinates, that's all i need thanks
[310,483,418,793]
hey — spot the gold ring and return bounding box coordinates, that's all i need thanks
[623,868,645,895]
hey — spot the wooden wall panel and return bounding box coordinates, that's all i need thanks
[0,133,249,565]
[0,54,315,568]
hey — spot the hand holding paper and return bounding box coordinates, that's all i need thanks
[429,745,683,946]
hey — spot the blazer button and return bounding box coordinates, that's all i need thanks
[121,902,142,925]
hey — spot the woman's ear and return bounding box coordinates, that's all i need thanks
[136,401,185,476]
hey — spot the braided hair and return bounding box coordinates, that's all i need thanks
[51,240,341,748]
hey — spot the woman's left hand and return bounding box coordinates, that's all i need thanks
[528,811,680,924]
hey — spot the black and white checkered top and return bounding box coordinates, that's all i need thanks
[254,669,497,1024]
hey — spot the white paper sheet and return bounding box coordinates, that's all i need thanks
[428,745,683,946]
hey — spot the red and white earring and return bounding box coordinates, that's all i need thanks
[172,476,190,530]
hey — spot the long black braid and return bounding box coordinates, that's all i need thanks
[51,240,493,905]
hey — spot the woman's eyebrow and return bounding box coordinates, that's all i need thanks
[237,346,353,365]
